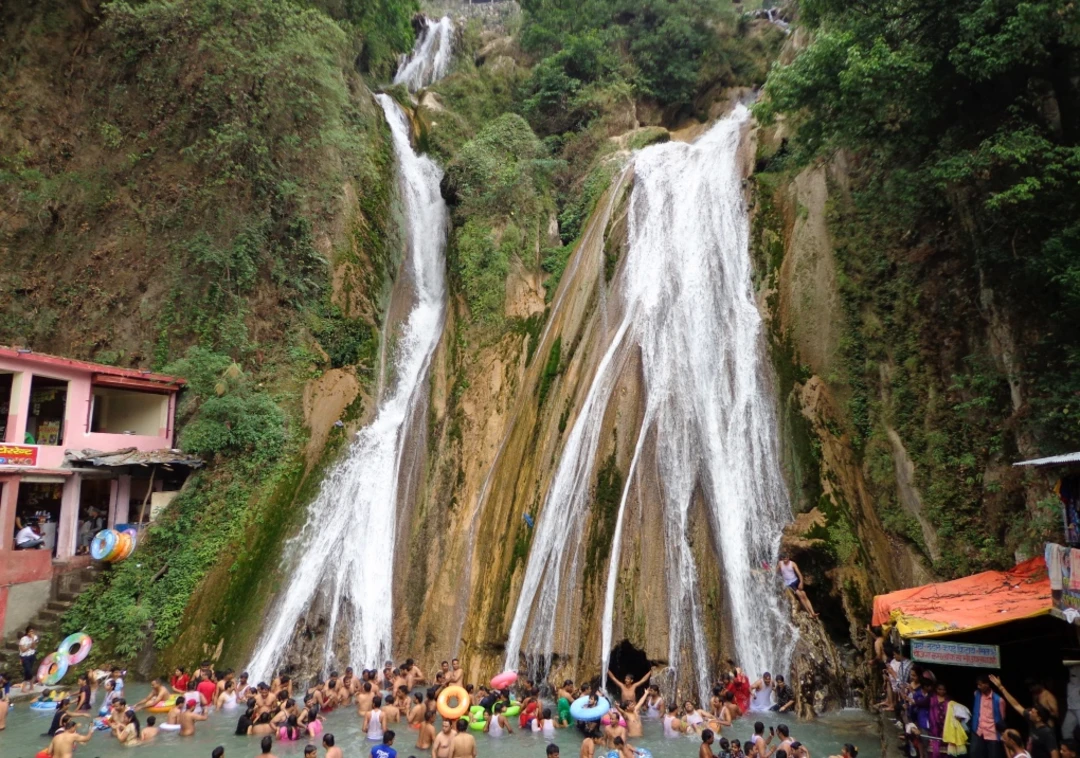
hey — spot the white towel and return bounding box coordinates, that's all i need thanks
[1048,543,1064,591]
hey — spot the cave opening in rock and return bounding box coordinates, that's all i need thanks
[606,640,658,700]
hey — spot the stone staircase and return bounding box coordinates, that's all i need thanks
[0,563,102,676]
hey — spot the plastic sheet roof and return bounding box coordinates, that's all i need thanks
[872,556,1051,638]
[65,448,203,469]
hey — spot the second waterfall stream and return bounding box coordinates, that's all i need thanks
[504,105,797,700]
[248,93,448,681]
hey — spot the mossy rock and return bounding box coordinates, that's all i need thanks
[627,127,670,151]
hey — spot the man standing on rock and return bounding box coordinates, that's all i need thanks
[777,554,818,617]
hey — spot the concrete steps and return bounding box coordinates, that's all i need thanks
[0,563,103,676]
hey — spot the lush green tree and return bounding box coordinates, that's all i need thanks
[756,0,1080,449]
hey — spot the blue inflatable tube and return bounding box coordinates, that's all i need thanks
[569,696,610,722]
[30,700,59,711]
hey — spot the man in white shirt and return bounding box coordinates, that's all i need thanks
[15,521,44,550]
[19,625,39,692]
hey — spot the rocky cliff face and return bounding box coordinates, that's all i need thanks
[15,1,1055,721]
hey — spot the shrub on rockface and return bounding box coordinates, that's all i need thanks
[754,0,1080,572]
[443,114,557,325]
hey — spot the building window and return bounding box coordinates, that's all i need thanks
[0,372,12,442]
[89,387,167,436]
[26,376,68,446]
[15,481,64,556]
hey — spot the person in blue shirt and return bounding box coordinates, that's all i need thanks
[373,730,397,758]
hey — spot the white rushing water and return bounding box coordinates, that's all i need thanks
[393,16,454,92]
[247,95,447,682]
[504,106,796,701]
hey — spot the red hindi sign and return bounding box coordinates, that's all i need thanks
[0,444,38,466]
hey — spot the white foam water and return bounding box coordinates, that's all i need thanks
[247,94,448,681]
[393,16,454,92]
[504,106,797,700]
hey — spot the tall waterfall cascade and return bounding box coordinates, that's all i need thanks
[393,16,454,92]
[504,106,797,701]
[247,92,448,680]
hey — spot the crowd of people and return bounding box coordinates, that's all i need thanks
[6,656,855,758]
[872,632,1068,758]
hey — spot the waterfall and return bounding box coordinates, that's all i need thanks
[393,16,454,92]
[247,94,447,682]
[504,106,796,701]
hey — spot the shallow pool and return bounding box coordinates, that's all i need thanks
[0,685,880,758]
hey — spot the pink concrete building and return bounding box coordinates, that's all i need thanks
[0,347,195,636]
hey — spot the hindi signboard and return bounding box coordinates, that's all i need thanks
[911,639,1000,668]
[0,444,38,466]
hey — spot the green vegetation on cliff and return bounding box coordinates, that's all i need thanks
[0,0,414,664]
[756,0,1080,575]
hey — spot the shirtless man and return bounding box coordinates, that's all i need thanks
[405,660,425,691]
[621,694,647,738]
[604,707,628,746]
[357,682,376,718]
[163,696,183,726]
[432,718,454,758]
[131,677,170,711]
[216,670,235,698]
[179,702,209,736]
[408,693,426,728]
[608,670,653,704]
[451,718,477,758]
[716,693,738,727]
[383,693,402,724]
[324,733,343,758]
[447,659,464,687]
[581,724,600,758]
[46,719,93,758]
[417,710,437,750]
[701,730,719,758]
[257,735,277,758]
[393,668,408,693]
[142,715,160,741]
[776,724,795,756]
[255,683,275,713]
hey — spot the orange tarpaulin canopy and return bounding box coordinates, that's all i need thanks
[872,556,1051,638]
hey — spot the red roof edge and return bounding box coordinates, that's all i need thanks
[0,346,186,388]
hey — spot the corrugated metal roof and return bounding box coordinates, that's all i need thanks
[65,447,204,469]
[1013,452,1080,467]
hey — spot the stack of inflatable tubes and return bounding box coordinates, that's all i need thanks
[90,528,138,562]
